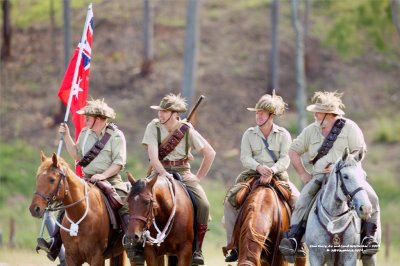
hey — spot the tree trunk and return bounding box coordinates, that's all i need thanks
[182,0,201,110]
[391,0,400,38]
[291,0,307,132]
[267,0,279,94]
[141,0,154,76]
[1,0,12,60]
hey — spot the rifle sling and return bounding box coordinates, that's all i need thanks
[309,118,346,165]
[78,124,116,167]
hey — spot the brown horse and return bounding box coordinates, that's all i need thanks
[226,182,306,266]
[29,152,127,266]
[123,173,195,266]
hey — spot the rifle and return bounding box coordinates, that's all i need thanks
[146,95,205,176]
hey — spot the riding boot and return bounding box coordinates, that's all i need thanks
[362,222,379,255]
[96,180,124,209]
[225,248,238,262]
[279,224,306,263]
[192,223,207,265]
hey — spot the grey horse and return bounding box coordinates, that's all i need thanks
[305,148,373,266]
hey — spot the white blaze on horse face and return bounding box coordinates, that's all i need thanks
[134,195,140,201]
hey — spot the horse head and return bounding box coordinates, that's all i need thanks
[333,147,371,219]
[123,172,158,249]
[29,152,70,218]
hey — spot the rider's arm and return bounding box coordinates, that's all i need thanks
[59,123,80,161]
[289,149,312,184]
[196,141,216,180]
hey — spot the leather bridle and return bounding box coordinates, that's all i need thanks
[34,166,67,205]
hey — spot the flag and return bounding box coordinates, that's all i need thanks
[58,4,93,176]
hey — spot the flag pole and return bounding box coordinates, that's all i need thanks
[57,3,93,156]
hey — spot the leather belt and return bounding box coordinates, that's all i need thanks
[161,159,188,166]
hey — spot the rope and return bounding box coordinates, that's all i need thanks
[51,181,90,236]
[142,177,176,246]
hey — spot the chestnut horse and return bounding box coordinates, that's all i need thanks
[123,173,195,266]
[29,153,127,266]
[226,181,306,266]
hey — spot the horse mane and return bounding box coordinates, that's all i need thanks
[237,187,272,257]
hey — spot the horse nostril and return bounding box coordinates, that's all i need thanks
[134,234,140,242]
[35,206,41,214]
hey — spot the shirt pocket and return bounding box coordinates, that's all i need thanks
[309,139,321,159]
[249,138,263,156]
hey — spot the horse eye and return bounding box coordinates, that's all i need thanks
[49,178,56,184]
[343,175,349,180]
[144,200,151,206]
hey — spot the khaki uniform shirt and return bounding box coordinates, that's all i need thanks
[240,124,292,174]
[290,118,366,174]
[76,125,127,190]
[142,119,206,161]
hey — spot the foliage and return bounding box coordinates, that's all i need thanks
[317,0,397,58]
[371,116,400,144]
[0,140,40,203]
[9,0,101,28]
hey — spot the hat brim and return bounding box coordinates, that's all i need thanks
[306,104,345,115]
[247,107,263,112]
[150,106,167,111]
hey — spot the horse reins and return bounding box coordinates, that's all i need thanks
[130,176,177,246]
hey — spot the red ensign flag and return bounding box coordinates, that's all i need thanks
[58,5,93,176]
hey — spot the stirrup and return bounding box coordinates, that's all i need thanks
[192,250,204,265]
[279,238,297,263]
[36,237,52,252]
[362,237,379,255]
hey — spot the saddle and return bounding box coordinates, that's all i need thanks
[226,175,292,209]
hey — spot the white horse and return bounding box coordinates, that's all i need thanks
[306,148,373,266]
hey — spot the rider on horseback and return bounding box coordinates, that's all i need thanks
[42,99,130,262]
[223,91,300,262]
[279,91,380,263]
[140,93,216,265]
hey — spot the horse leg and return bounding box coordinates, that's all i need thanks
[175,245,193,266]
[110,253,126,266]
[294,255,306,266]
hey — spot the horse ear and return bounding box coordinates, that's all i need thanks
[342,147,350,161]
[127,172,136,185]
[354,147,365,162]
[51,153,59,168]
[147,174,158,189]
[40,151,47,162]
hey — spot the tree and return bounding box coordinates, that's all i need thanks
[291,0,307,132]
[181,0,201,110]
[1,0,11,60]
[141,0,154,76]
[268,0,279,93]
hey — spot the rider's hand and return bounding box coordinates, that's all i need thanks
[259,173,273,185]
[159,171,173,180]
[58,123,70,137]
[90,173,106,183]
[256,165,273,177]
